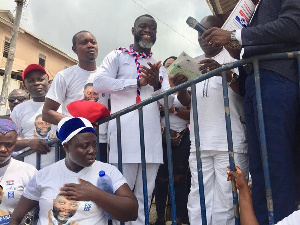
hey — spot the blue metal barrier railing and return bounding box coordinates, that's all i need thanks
[15,51,299,225]
[95,51,300,225]
[221,71,239,225]
[13,138,61,170]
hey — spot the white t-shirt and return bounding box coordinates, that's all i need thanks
[93,50,172,163]
[11,100,57,168]
[23,159,127,225]
[87,73,110,144]
[161,95,189,132]
[46,65,109,143]
[276,210,300,225]
[0,158,37,223]
[189,49,247,153]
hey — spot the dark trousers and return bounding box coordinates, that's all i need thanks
[244,70,299,224]
[155,129,190,221]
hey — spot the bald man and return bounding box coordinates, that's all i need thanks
[7,89,29,113]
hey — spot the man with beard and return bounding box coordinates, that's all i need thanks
[33,114,52,139]
[93,14,173,225]
[11,64,56,168]
[48,195,80,225]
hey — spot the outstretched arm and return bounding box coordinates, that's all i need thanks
[227,166,258,225]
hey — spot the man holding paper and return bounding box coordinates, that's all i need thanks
[174,15,248,225]
[202,0,300,224]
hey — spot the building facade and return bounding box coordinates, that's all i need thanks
[0,10,78,114]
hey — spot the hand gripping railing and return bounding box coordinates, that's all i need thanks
[13,138,61,170]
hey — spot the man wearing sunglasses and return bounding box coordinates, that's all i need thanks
[7,89,29,114]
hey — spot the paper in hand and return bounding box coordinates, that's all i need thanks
[166,51,202,80]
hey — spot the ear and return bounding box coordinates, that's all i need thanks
[63,143,70,153]
[72,45,77,54]
[131,27,135,36]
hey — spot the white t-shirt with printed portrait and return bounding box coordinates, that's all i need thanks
[0,159,37,224]
[11,100,57,168]
[47,65,109,143]
[23,159,127,225]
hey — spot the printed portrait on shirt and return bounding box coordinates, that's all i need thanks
[0,185,11,221]
[0,185,3,204]
[48,194,80,225]
[33,114,56,140]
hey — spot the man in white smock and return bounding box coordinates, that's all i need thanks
[93,14,173,225]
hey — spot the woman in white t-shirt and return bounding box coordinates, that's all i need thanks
[10,117,138,225]
[0,117,37,224]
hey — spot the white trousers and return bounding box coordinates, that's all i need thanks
[188,151,249,225]
[113,163,160,225]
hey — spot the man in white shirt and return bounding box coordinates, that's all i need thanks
[93,14,173,225]
[42,31,109,163]
[11,64,56,168]
[174,15,248,225]
[201,1,300,223]
[42,30,108,125]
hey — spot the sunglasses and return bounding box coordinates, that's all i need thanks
[8,96,27,103]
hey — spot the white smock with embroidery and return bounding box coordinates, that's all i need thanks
[93,49,172,164]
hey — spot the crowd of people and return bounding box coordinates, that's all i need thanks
[1,0,300,224]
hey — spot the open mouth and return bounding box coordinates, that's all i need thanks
[142,34,152,41]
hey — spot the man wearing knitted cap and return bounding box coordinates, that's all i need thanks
[93,14,174,225]
[11,64,57,169]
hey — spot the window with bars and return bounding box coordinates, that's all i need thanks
[39,53,46,67]
[3,37,10,58]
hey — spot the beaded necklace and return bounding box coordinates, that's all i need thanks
[117,44,153,103]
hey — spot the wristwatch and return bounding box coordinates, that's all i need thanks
[229,30,240,48]
[173,107,180,115]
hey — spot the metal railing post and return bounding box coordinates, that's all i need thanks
[191,83,207,225]
[138,107,149,225]
[163,95,177,225]
[116,116,123,173]
[221,71,240,225]
[253,59,274,225]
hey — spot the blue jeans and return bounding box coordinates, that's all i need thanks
[244,70,299,224]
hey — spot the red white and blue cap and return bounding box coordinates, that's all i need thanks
[56,117,96,144]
